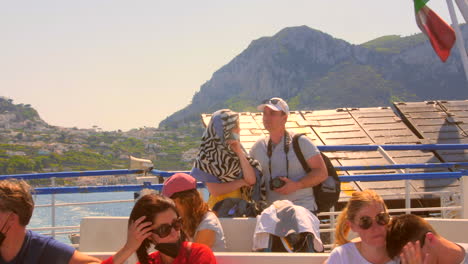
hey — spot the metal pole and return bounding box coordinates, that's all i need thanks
[330,206,336,245]
[446,0,468,84]
[405,169,412,214]
[462,175,468,219]
[51,177,56,238]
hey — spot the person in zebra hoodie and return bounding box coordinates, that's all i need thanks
[190,109,264,209]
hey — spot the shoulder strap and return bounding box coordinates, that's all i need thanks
[292,133,311,173]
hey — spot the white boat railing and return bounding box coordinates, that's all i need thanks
[1,143,468,247]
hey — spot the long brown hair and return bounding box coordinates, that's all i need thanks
[129,194,185,264]
[170,189,209,238]
[334,189,387,247]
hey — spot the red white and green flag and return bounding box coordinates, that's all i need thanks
[414,0,456,62]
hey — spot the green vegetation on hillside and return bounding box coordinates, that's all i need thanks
[0,97,42,122]
[223,97,257,113]
[296,61,417,109]
[362,33,427,53]
[0,97,204,175]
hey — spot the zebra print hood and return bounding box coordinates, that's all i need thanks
[193,109,262,183]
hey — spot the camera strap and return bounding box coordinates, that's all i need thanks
[267,131,290,179]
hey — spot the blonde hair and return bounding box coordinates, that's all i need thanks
[334,189,387,246]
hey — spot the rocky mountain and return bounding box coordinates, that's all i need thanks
[0,97,49,130]
[160,25,468,128]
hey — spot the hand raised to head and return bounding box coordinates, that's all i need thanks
[227,139,243,155]
[400,240,430,264]
[125,216,153,252]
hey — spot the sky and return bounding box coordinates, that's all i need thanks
[0,0,462,131]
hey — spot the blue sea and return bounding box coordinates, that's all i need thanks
[29,191,136,244]
[28,189,210,245]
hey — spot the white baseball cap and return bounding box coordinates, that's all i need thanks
[257,97,290,115]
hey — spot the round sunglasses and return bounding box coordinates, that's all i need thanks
[262,98,281,105]
[357,212,390,230]
[151,217,182,238]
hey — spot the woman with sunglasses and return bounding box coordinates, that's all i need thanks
[101,194,216,264]
[191,109,264,209]
[325,190,398,264]
[162,173,227,252]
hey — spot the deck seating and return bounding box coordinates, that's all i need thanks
[79,216,468,264]
[79,216,330,263]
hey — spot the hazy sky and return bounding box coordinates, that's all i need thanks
[0,0,462,131]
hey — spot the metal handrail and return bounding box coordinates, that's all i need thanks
[2,143,467,240]
[26,170,466,195]
[0,169,145,180]
[318,144,468,151]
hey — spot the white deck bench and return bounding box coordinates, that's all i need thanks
[79,216,468,264]
[79,216,329,263]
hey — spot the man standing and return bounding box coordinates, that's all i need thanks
[249,97,327,212]
[0,179,101,264]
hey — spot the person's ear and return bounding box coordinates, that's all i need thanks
[7,213,18,225]
[425,232,436,245]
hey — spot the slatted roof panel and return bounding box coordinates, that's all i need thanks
[348,106,456,194]
[347,107,422,145]
[347,106,446,171]
[434,101,468,166]
[394,101,468,169]
[300,108,410,198]
[301,109,373,146]
[438,100,468,135]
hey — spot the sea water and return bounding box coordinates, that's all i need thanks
[29,191,136,244]
[28,189,210,244]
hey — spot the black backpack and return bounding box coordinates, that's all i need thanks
[292,134,341,213]
[212,198,259,217]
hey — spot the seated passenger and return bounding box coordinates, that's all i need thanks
[190,109,264,208]
[102,194,216,264]
[325,190,398,264]
[0,179,101,264]
[162,173,227,251]
[386,214,468,264]
[253,200,323,253]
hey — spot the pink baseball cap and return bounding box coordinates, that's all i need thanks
[162,173,197,198]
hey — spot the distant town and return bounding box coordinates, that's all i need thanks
[0,97,203,186]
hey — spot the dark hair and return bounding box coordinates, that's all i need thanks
[0,179,34,226]
[170,189,209,238]
[129,194,185,264]
[386,214,437,259]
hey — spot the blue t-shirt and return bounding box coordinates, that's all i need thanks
[0,230,75,264]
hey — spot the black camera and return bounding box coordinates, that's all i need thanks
[270,177,286,190]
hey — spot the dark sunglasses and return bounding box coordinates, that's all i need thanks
[151,217,182,238]
[357,212,390,230]
[262,98,281,105]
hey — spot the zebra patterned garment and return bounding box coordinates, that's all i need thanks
[193,109,266,202]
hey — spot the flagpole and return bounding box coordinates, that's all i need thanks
[446,0,468,85]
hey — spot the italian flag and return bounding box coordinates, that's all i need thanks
[414,0,456,62]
